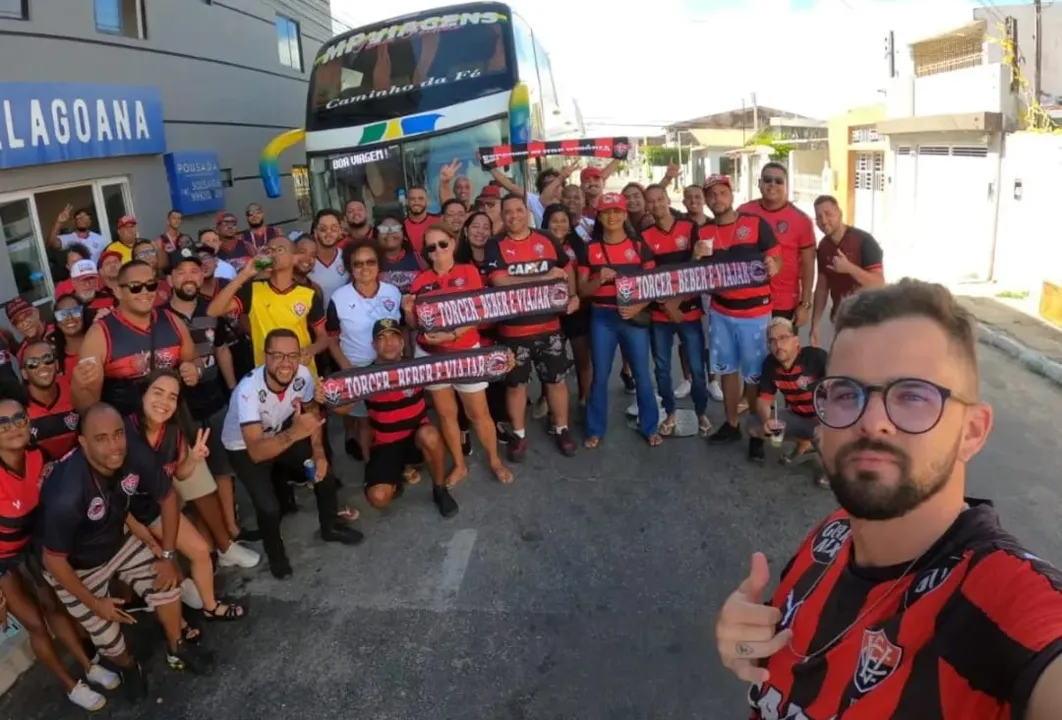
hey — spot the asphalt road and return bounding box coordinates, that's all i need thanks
[4,342,1062,720]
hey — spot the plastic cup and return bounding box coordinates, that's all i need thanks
[696,238,713,257]
[769,421,786,448]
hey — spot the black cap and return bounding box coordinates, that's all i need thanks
[372,318,402,340]
[169,247,202,269]
[194,243,217,256]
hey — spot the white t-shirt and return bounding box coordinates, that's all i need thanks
[326,282,402,366]
[59,231,108,262]
[221,364,316,451]
[527,192,545,228]
[214,259,237,280]
[309,252,348,306]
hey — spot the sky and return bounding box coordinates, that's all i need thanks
[329,0,1017,134]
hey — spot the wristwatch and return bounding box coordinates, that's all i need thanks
[799,301,811,309]
[160,549,177,561]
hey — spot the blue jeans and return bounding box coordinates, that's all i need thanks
[587,306,659,439]
[651,320,709,416]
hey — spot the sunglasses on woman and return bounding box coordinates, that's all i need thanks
[120,280,159,294]
[23,353,56,370]
[54,307,83,322]
[0,410,29,432]
[424,241,450,254]
[377,223,402,234]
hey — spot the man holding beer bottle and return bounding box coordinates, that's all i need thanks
[205,235,330,375]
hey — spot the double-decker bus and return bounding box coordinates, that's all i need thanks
[304,2,583,216]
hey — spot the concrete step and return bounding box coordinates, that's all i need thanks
[0,619,34,697]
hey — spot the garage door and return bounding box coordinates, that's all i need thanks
[890,146,917,268]
[913,145,992,283]
[852,152,885,237]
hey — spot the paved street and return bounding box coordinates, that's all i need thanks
[3,343,1062,720]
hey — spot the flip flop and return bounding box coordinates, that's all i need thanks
[584,436,601,449]
[491,464,514,484]
[646,433,663,448]
[337,506,360,521]
[657,416,677,437]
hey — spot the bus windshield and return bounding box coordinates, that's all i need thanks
[309,6,515,131]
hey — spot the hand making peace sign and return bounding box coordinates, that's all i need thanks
[189,428,211,462]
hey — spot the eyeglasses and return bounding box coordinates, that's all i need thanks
[352,259,378,269]
[424,241,450,254]
[134,250,156,260]
[377,223,402,234]
[120,281,159,294]
[23,353,56,370]
[54,307,83,322]
[265,351,300,363]
[811,376,975,435]
[760,176,786,185]
[0,411,29,432]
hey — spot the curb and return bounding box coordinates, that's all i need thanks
[976,322,1062,388]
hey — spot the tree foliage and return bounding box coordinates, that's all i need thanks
[746,128,795,161]
[644,145,691,167]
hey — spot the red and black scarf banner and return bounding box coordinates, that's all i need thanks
[613,256,770,305]
[414,279,570,332]
[478,137,630,170]
[319,347,516,406]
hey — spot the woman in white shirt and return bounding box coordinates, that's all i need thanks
[325,241,402,459]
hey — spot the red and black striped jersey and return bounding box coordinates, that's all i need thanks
[702,214,779,318]
[409,264,483,353]
[27,374,79,459]
[483,230,570,338]
[365,385,428,446]
[98,309,184,416]
[751,501,1062,719]
[578,237,656,308]
[641,219,702,323]
[403,215,441,254]
[758,346,827,419]
[0,448,49,559]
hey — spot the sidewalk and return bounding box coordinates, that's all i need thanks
[956,293,1062,387]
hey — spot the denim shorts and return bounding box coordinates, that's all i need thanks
[708,309,770,383]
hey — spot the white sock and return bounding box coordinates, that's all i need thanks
[514,428,526,438]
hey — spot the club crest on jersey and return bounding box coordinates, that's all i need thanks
[64,412,79,431]
[293,377,306,392]
[87,496,106,521]
[383,298,396,312]
[624,248,636,261]
[675,235,688,249]
[796,375,814,391]
[292,302,308,317]
[736,226,750,240]
[777,221,789,234]
[155,349,176,369]
[258,389,267,403]
[120,473,140,496]
[903,555,963,608]
[453,277,465,287]
[854,628,903,695]
[533,242,545,257]
[811,517,851,564]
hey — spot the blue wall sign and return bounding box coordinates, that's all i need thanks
[0,82,166,170]
[164,151,224,216]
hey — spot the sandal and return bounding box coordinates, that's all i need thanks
[402,466,422,485]
[657,416,677,437]
[202,600,245,621]
[584,436,601,449]
[698,414,713,438]
[181,621,202,644]
[491,464,514,484]
[337,506,360,522]
[646,433,663,448]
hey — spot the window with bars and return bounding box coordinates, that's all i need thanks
[850,126,880,144]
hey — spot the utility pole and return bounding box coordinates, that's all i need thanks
[751,92,759,134]
[1034,0,1043,104]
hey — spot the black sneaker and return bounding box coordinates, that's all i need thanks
[166,640,215,675]
[707,422,742,444]
[120,661,148,701]
[496,422,515,445]
[507,436,529,462]
[620,368,636,394]
[269,555,293,580]
[461,431,473,457]
[322,524,365,546]
[747,437,765,464]
[433,486,459,518]
[554,428,577,457]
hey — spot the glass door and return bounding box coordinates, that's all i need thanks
[0,195,52,304]
[97,180,133,238]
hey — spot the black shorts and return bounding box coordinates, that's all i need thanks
[560,304,591,339]
[0,548,43,584]
[503,332,571,386]
[0,550,25,579]
[365,434,423,488]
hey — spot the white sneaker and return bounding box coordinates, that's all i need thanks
[627,395,663,417]
[68,680,106,711]
[708,380,724,402]
[218,541,261,569]
[87,663,121,690]
[180,577,203,610]
[674,379,692,398]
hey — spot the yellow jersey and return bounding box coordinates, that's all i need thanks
[104,241,134,263]
[234,280,325,374]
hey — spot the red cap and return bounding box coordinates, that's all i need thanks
[216,211,238,224]
[704,174,731,189]
[97,250,123,267]
[4,297,33,322]
[597,192,627,212]
[117,215,137,228]
[580,167,603,183]
[477,185,501,200]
